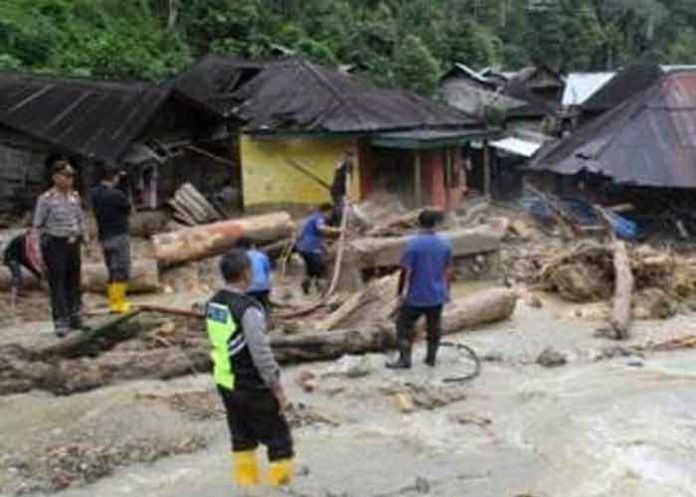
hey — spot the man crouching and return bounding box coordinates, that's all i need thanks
[206,249,294,489]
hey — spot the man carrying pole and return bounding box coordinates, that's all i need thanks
[90,167,131,313]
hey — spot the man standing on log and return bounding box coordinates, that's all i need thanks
[33,157,88,337]
[296,203,341,295]
[206,249,294,488]
[90,167,132,314]
[387,209,452,369]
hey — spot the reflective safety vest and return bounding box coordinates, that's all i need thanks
[206,301,247,390]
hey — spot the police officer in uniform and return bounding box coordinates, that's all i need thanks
[33,157,88,337]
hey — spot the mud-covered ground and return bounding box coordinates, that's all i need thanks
[1,292,696,497]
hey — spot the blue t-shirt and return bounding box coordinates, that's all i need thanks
[247,249,272,292]
[296,212,326,254]
[401,233,452,307]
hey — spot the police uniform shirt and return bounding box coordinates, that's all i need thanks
[33,188,86,239]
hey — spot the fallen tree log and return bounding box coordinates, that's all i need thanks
[0,259,160,293]
[152,212,295,267]
[81,259,160,293]
[608,240,633,339]
[346,226,501,270]
[271,288,517,363]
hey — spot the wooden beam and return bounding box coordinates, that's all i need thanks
[483,139,491,196]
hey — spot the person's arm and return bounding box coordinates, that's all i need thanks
[32,196,48,235]
[76,196,88,244]
[398,243,414,300]
[242,307,286,406]
[397,267,409,299]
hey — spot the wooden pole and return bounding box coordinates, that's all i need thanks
[483,140,491,196]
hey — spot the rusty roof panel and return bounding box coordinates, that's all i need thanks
[530,70,696,188]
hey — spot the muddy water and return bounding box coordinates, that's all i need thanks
[6,296,696,497]
[43,346,696,497]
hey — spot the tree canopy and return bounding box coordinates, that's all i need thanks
[1,0,695,94]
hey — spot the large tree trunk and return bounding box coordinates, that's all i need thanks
[152,213,295,267]
[0,259,160,293]
[609,240,633,339]
[271,288,517,363]
[346,227,501,270]
[81,259,160,293]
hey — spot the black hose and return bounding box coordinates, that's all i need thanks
[440,341,481,383]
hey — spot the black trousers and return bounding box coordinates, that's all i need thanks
[299,251,327,279]
[41,236,81,328]
[102,234,131,283]
[217,386,293,461]
[396,304,443,347]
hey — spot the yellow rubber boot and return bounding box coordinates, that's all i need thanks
[113,282,131,314]
[233,451,260,487]
[268,459,293,487]
[107,284,120,313]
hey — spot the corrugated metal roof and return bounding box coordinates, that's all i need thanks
[530,70,696,188]
[490,136,542,157]
[176,57,481,133]
[581,63,664,113]
[0,72,169,162]
[562,72,615,106]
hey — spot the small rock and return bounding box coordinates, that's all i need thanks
[482,352,504,362]
[536,348,567,368]
[626,357,644,368]
[392,392,415,413]
[527,294,542,308]
[414,476,431,493]
[451,412,492,427]
[295,370,317,393]
[324,385,348,397]
[337,355,373,379]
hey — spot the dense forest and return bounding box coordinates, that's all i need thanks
[1,0,696,95]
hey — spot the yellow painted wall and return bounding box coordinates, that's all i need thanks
[240,135,361,209]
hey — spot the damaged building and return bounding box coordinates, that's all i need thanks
[173,56,497,212]
[528,66,696,236]
[0,71,226,215]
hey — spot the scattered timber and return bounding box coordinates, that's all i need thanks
[152,212,295,267]
[81,259,160,293]
[0,259,160,293]
[346,226,501,270]
[36,310,142,358]
[169,183,222,225]
[271,288,517,363]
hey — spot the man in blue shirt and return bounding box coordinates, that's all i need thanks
[237,238,272,312]
[296,203,341,295]
[387,209,452,369]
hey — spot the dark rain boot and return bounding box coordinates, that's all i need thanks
[301,278,311,295]
[425,340,440,367]
[386,341,412,369]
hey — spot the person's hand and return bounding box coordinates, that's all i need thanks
[273,387,290,412]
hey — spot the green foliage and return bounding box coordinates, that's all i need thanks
[393,34,440,95]
[0,0,695,92]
